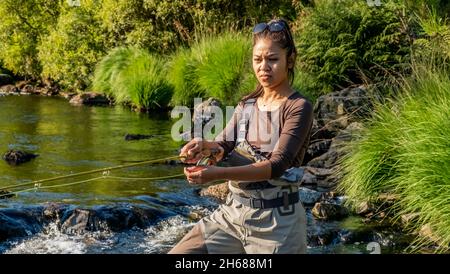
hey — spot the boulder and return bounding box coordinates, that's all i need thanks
[312,202,348,220]
[2,150,38,165]
[314,86,373,128]
[192,97,222,127]
[69,92,110,106]
[0,84,18,94]
[299,187,322,205]
[199,182,229,203]
[303,139,332,165]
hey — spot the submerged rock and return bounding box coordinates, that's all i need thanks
[124,133,154,141]
[69,92,110,106]
[60,204,171,234]
[2,150,38,165]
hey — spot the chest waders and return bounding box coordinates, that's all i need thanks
[168,98,307,254]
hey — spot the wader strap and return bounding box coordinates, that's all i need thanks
[231,191,299,209]
[237,99,256,142]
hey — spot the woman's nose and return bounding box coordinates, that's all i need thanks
[260,59,270,71]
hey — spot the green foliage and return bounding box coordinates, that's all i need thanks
[296,0,413,96]
[0,0,60,78]
[167,48,206,107]
[92,47,135,98]
[38,0,106,90]
[338,63,450,252]
[196,33,253,106]
[98,0,297,53]
[93,47,173,110]
[167,32,256,107]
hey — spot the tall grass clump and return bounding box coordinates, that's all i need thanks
[167,48,205,107]
[92,47,135,99]
[168,32,254,107]
[195,33,253,106]
[92,47,173,110]
[338,62,450,252]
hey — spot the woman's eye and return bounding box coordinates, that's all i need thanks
[254,58,262,62]
[269,58,278,61]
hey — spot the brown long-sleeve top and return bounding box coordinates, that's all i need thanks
[215,91,314,179]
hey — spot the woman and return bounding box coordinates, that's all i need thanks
[169,19,314,254]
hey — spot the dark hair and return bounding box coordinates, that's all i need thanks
[242,18,297,102]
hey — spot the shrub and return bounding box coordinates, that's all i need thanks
[0,0,60,78]
[38,0,106,91]
[196,33,253,106]
[338,63,450,252]
[296,0,414,96]
[93,47,173,110]
[98,0,297,53]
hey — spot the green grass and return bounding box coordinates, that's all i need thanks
[167,32,255,107]
[92,47,135,101]
[167,48,205,107]
[92,47,173,110]
[338,63,450,252]
[195,32,253,106]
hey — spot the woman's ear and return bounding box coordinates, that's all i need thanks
[287,53,296,69]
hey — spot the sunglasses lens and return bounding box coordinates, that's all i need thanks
[269,22,285,32]
[253,23,268,33]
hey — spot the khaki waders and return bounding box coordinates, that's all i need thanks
[169,99,307,254]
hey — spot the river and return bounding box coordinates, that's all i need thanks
[0,94,409,254]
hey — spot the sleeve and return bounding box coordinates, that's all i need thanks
[214,102,243,158]
[269,99,314,179]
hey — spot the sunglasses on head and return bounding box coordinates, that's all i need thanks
[253,21,294,43]
[253,21,288,34]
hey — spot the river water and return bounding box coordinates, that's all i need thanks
[0,95,409,254]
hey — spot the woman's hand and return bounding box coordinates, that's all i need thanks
[179,138,224,164]
[184,165,224,185]
[179,138,207,164]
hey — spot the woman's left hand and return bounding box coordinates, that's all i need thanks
[184,165,223,185]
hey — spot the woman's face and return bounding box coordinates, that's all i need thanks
[252,38,290,89]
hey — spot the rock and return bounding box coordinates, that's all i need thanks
[314,86,373,128]
[60,205,171,234]
[15,80,31,90]
[356,201,376,216]
[2,150,38,165]
[0,84,18,94]
[307,148,340,169]
[300,171,317,185]
[419,223,441,244]
[59,91,77,100]
[0,190,14,199]
[34,87,53,96]
[299,187,322,205]
[0,74,13,86]
[193,97,222,127]
[303,139,332,164]
[0,207,45,242]
[309,119,336,141]
[312,202,348,220]
[124,133,154,141]
[69,92,110,106]
[401,213,420,226]
[199,182,229,203]
[20,84,35,95]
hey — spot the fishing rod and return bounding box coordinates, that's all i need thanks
[0,148,220,199]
